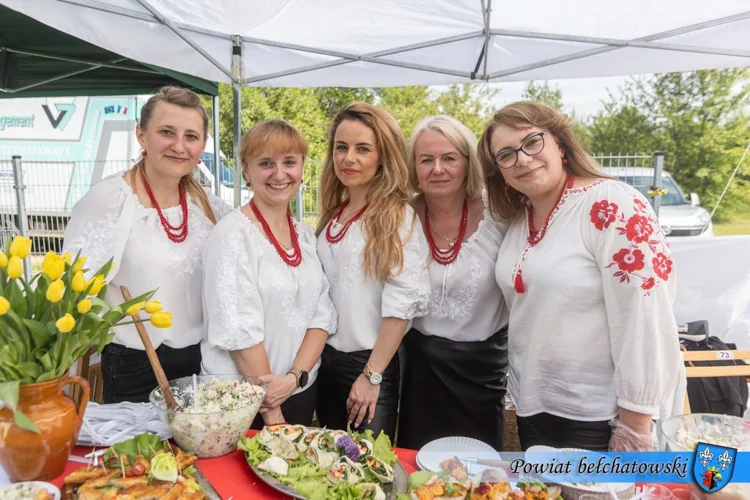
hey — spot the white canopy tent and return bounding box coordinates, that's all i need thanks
[3,0,750,205]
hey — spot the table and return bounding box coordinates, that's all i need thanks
[51,430,419,499]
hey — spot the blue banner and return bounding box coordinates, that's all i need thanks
[441,451,750,484]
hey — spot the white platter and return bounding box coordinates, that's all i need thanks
[416,436,500,474]
[0,481,61,500]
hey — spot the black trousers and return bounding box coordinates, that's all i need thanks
[102,342,201,404]
[251,379,318,429]
[398,327,508,451]
[316,344,400,439]
[516,412,612,451]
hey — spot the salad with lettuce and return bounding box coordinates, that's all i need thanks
[239,425,401,500]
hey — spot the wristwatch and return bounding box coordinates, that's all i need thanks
[363,364,383,385]
[287,367,309,389]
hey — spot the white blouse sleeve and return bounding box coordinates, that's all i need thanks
[588,181,683,416]
[381,207,431,320]
[300,224,338,335]
[203,222,265,351]
[206,189,233,221]
[63,176,134,280]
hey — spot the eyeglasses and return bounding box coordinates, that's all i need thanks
[493,132,551,169]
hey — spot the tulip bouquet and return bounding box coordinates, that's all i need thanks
[0,236,172,433]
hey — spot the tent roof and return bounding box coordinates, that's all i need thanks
[1,0,748,88]
[0,4,217,98]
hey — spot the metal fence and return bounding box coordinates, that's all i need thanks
[1,153,665,256]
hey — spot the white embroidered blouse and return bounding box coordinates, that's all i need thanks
[496,179,684,421]
[63,172,232,350]
[413,199,509,342]
[318,204,431,353]
[201,209,337,393]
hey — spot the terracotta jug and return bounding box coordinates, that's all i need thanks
[0,373,89,482]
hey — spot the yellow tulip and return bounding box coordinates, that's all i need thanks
[150,312,173,329]
[125,302,145,316]
[46,280,65,303]
[0,296,9,315]
[55,313,75,333]
[9,236,31,259]
[71,256,86,274]
[144,300,163,314]
[71,271,86,293]
[7,256,23,279]
[42,252,65,280]
[77,299,92,314]
[0,253,7,268]
[63,252,72,265]
[87,275,105,295]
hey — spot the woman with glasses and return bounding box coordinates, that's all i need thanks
[315,102,430,439]
[397,116,509,451]
[478,101,685,451]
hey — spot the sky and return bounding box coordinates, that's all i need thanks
[486,75,633,118]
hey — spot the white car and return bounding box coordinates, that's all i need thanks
[602,167,713,237]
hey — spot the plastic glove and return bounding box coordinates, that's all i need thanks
[609,418,658,451]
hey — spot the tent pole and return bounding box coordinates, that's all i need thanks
[212,94,221,197]
[232,36,243,208]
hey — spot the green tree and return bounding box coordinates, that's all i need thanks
[588,70,750,219]
[522,81,563,111]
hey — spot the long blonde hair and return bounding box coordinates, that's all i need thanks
[316,102,413,282]
[478,101,608,221]
[137,86,217,224]
[407,115,483,201]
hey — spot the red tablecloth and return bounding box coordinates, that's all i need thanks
[51,430,419,499]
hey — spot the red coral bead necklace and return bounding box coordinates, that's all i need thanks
[326,200,369,244]
[250,199,302,267]
[138,165,188,243]
[425,199,468,265]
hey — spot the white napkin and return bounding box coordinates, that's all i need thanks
[78,402,171,446]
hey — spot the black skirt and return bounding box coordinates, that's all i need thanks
[397,327,508,450]
[316,344,400,439]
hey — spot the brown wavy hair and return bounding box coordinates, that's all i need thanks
[315,102,414,282]
[478,101,607,221]
[136,86,217,224]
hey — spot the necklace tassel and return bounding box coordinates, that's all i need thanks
[514,270,526,294]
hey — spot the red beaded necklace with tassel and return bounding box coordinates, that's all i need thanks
[514,174,573,293]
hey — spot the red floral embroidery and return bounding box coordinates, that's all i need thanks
[590,200,619,230]
[641,277,655,290]
[625,214,654,243]
[634,198,648,212]
[612,248,645,273]
[653,253,673,280]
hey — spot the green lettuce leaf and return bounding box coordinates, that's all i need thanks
[103,432,166,463]
[373,431,398,466]
[292,479,329,500]
[238,435,270,466]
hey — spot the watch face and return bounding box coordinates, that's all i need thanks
[299,371,309,388]
[369,373,383,385]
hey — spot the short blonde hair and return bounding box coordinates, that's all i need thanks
[407,115,483,201]
[240,119,308,168]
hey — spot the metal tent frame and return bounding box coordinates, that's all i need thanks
[13,0,750,205]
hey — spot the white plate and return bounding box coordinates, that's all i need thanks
[0,481,61,500]
[416,436,500,474]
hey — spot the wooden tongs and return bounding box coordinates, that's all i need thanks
[121,285,180,411]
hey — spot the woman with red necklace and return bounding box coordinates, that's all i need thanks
[64,86,231,403]
[201,120,336,428]
[315,103,430,439]
[397,115,509,451]
[479,102,685,451]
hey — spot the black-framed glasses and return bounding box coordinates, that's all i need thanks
[493,132,551,169]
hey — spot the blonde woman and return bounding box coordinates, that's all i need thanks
[478,101,685,451]
[315,102,430,438]
[201,121,336,428]
[64,86,231,403]
[398,115,509,451]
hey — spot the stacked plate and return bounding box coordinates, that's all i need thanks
[416,436,500,473]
